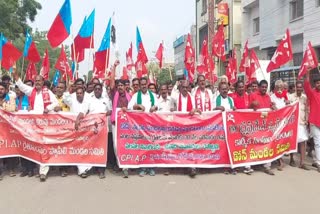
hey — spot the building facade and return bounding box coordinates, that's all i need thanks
[173,26,197,78]
[196,0,242,75]
[173,35,187,78]
[242,0,320,84]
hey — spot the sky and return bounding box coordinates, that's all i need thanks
[31,0,195,77]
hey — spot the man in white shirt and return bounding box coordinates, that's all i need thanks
[212,75,229,99]
[128,77,158,113]
[212,82,236,175]
[170,80,200,177]
[157,84,172,112]
[64,87,91,178]
[192,75,214,112]
[87,83,112,179]
[157,84,172,176]
[270,79,289,171]
[288,81,309,170]
[270,80,289,110]
[13,73,58,114]
[13,69,58,182]
[170,80,196,113]
[128,77,158,176]
[212,82,235,111]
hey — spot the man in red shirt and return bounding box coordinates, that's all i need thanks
[230,80,249,109]
[251,80,259,93]
[230,80,254,174]
[249,80,276,175]
[249,80,274,110]
[305,71,320,172]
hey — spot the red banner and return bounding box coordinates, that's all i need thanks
[0,110,107,166]
[116,111,230,168]
[225,103,299,167]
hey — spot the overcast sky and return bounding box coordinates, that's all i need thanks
[31,0,195,76]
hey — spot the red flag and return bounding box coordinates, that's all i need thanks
[40,49,50,80]
[298,42,319,79]
[226,48,237,84]
[135,38,148,78]
[197,38,209,74]
[71,43,85,63]
[267,29,293,72]
[155,42,164,69]
[136,42,148,64]
[248,49,261,82]
[94,49,110,72]
[54,46,72,80]
[25,62,38,81]
[93,68,105,79]
[25,41,41,63]
[208,55,217,83]
[47,0,72,48]
[239,40,249,73]
[184,34,195,83]
[212,24,226,61]
[1,39,22,70]
[126,42,134,70]
[135,61,148,78]
[121,66,129,80]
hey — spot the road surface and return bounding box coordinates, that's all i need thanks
[0,158,319,214]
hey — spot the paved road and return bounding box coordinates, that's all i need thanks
[0,159,320,214]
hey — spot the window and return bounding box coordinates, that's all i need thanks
[293,52,303,66]
[253,17,260,34]
[202,0,207,15]
[317,0,320,7]
[290,0,304,20]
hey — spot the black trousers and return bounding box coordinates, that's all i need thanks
[21,158,36,172]
[97,132,116,173]
[107,132,117,167]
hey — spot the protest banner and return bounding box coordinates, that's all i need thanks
[225,103,299,167]
[116,110,230,168]
[0,110,107,166]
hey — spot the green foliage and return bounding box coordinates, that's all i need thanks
[0,0,42,40]
[14,30,67,81]
[147,62,176,86]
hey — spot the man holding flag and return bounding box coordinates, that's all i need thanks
[304,69,320,172]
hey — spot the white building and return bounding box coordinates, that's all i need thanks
[242,0,320,84]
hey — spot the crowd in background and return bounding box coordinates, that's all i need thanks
[0,60,320,181]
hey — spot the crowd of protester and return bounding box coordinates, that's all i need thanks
[0,60,319,181]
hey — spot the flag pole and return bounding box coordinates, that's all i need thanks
[293,69,297,93]
[21,57,25,79]
[259,67,267,81]
[218,57,221,77]
[87,35,93,77]
[70,31,78,80]
[104,49,110,78]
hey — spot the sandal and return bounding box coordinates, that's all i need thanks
[299,165,310,171]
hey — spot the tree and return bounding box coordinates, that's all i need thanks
[14,30,65,81]
[0,0,42,40]
[147,62,176,86]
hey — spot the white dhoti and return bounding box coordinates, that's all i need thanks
[111,124,118,163]
[297,125,309,143]
[77,165,92,175]
[39,165,50,175]
[311,125,320,165]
